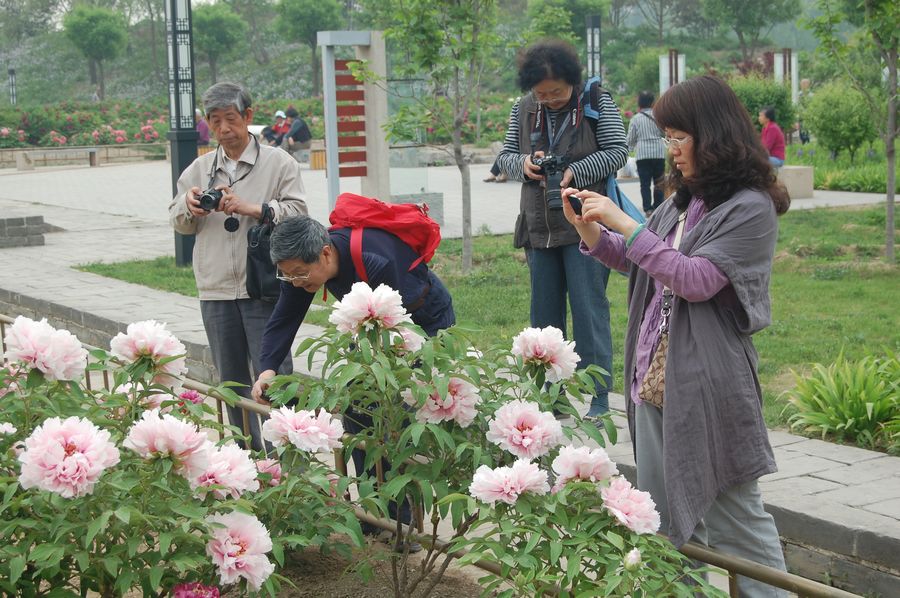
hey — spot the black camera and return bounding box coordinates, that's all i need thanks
[198,188,223,211]
[533,154,567,209]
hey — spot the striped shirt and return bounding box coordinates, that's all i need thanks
[497,92,628,188]
[626,109,667,161]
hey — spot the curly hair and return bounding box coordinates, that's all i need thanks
[516,39,583,91]
[653,76,789,215]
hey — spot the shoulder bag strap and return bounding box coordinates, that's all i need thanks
[349,228,368,283]
[659,211,687,333]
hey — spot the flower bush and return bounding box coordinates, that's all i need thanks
[259,282,726,597]
[0,317,359,596]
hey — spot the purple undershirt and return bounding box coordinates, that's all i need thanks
[579,196,731,403]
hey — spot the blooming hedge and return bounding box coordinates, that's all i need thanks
[1,281,728,596]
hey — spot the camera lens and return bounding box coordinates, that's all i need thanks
[198,189,223,211]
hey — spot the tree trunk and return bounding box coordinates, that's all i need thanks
[210,57,218,84]
[454,134,473,273]
[98,61,105,100]
[145,0,160,81]
[884,49,897,262]
[89,59,98,85]
[311,45,320,96]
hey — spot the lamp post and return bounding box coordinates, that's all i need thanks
[585,15,602,80]
[8,68,16,105]
[165,0,198,267]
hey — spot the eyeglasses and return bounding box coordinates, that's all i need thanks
[275,269,310,283]
[662,135,692,149]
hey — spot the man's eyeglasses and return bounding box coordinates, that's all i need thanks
[275,270,310,283]
[662,135,692,149]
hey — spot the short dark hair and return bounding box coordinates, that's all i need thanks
[761,106,776,122]
[638,91,654,109]
[516,39,582,91]
[653,75,789,214]
[270,216,331,265]
[285,107,299,118]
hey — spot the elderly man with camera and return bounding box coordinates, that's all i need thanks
[168,81,307,451]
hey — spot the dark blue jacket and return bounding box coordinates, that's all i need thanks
[259,227,455,371]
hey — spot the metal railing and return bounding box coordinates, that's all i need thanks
[0,314,861,597]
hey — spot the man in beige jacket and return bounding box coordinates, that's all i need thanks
[169,82,307,451]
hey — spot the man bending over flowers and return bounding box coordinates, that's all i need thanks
[251,215,456,542]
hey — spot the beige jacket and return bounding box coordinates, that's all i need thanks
[168,140,308,300]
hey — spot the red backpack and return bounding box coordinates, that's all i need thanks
[328,192,442,282]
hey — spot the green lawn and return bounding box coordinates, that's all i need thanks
[79,205,898,429]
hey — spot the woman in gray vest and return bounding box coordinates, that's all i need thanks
[561,75,790,597]
[496,39,627,417]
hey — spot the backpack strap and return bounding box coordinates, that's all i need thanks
[349,227,368,283]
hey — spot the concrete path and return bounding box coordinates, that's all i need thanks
[0,160,896,595]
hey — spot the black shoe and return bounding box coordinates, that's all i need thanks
[373,529,423,554]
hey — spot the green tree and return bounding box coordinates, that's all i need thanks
[525,0,609,43]
[192,3,248,84]
[808,0,898,261]
[0,0,62,44]
[224,0,277,66]
[63,5,126,100]
[729,74,796,136]
[362,0,500,273]
[276,0,343,97]
[701,0,801,65]
[804,81,877,161]
[634,0,677,44]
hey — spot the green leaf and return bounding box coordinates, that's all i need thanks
[380,473,413,499]
[114,507,131,524]
[549,540,563,565]
[8,555,25,585]
[158,532,172,556]
[84,511,112,548]
[605,530,624,550]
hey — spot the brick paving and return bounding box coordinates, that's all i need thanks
[0,160,896,594]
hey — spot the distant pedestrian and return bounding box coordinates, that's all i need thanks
[281,108,312,162]
[626,91,667,216]
[195,109,210,147]
[759,106,786,168]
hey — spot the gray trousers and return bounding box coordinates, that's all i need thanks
[200,298,292,452]
[635,404,788,598]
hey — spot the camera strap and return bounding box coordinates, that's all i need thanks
[206,136,261,191]
[529,91,584,157]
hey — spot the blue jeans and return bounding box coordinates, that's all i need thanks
[768,156,784,168]
[525,244,612,415]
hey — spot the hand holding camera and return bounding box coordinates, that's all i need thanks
[532,153,569,209]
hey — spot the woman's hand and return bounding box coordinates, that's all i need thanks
[564,188,640,239]
[561,187,603,248]
[523,151,545,181]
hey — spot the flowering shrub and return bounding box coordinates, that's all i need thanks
[0,126,27,148]
[260,282,726,597]
[0,317,359,596]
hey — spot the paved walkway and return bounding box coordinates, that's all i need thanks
[0,160,896,594]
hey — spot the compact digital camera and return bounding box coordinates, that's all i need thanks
[198,188,223,211]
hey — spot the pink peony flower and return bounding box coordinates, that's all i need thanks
[0,422,16,434]
[255,458,282,487]
[624,547,642,570]
[179,389,203,405]
[0,127,8,136]
[511,326,580,382]
[392,327,425,353]
[551,445,619,491]
[171,582,220,598]
[0,363,23,398]
[191,443,260,499]
[110,320,187,379]
[600,477,661,535]
[206,511,274,590]
[406,377,481,428]
[123,409,211,480]
[469,460,549,505]
[18,416,120,498]
[328,282,412,334]
[486,399,563,459]
[261,406,343,452]
[3,316,88,382]
[115,135,125,143]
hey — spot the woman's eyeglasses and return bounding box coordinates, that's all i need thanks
[662,135,692,149]
[275,270,310,283]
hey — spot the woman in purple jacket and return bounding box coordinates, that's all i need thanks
[561,76,791,597]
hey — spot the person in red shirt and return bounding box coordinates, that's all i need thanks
[758,107,785,168]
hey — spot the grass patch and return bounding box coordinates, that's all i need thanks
[78,206,898,431]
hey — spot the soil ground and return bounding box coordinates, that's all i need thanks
[277,540,493,598]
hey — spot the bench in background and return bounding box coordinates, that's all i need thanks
[778,165,814,199]
[16,147,99,171]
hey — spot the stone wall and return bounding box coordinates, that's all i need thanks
[0,215,45,248]
[0,143,167,169]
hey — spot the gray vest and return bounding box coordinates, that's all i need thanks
[515,92,605,249]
